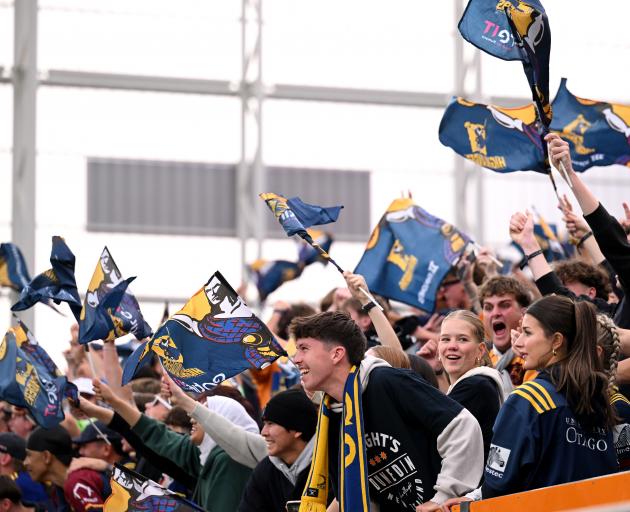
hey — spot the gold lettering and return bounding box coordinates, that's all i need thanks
[465,154,507,170]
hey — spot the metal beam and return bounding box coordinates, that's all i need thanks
[3,65,531,107]
[270,84,451,108]
[40,69,236,96]
[12,0,37,328]
[237,0,265,278]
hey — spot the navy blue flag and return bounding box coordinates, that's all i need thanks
[259,192,343,237]
[0,243,31,292]
[247,259,303,302]
[79,247,151,344]
[439,97,546,173]
[355,198,472,313]
[122,271,287,394]
[0,322,78,428]
[11,236,82,320]
[550,78,630,171]
[459,0,551,126]
[105,464,204,512]
[298,230,334,267]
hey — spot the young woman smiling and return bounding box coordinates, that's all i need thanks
[438,310,506,464]
[444,295,619,510]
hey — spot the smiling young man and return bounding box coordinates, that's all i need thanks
[291,311,484,512]
[238,389,318,512]
[478,276,536,389]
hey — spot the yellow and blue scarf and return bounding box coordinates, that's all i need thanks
[299,365,370,512]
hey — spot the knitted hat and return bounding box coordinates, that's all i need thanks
[26,426,73,466]
[262,389,318,440]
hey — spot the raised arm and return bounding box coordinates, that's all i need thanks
[546,133,599,215]
[343,271,402,350]
[161,374,266,468]
[509,211,552,281]
[101,340,133,403]
[92,378,141,427]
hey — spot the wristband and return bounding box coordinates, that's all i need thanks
[576,231,593,248]
[361,302,377,314]
[519,249,544,270]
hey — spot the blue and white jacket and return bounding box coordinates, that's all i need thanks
[480,372,618,499]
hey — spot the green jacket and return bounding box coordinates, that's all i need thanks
[132,414,251,511]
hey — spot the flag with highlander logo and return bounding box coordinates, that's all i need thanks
[122,271,286,394]
[355,198,471,313]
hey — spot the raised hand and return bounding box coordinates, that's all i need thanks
[509,211,537,251]
[544,133,574,175]
[343,271,370,305]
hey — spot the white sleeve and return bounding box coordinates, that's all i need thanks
[430,408,485,504]
[190,403,267,468]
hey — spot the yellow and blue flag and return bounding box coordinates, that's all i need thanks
[0,243,31,292]
[104,464,204,512]
[439,97,546,173]
[551,78,630,171]
[298,230,334,267]
[247,259,303,302]
[11,236,82,320]
[122,271,286,394]
[355,198,471,313]
[0,322,78,428]
[260,193,343,238]
[79,247,152,344]
[459,0,551,126]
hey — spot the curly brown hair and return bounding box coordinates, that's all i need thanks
[553,260,611,300]
[478,276,531,308]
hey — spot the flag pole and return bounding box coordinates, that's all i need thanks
[300,233,383,311]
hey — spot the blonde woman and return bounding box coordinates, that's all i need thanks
[438,310,506,464]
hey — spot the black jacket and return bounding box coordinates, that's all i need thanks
[238,456,310,512]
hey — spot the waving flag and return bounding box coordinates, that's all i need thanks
[247,259,303,302]
[439,97,545,173]
[355,198,471,313]
[298,230,334,267]
[0,323,78,428]
[123,271,286,394]
[105,464,204,512]
[459,0,551,126]
[0,243,31,292]
[550,78,630,171]
[11,236,82,319]
[260,193,342,238]
[79,247,151,344]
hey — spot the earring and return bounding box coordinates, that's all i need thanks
[475,357,480,365]
[552,348,557,356]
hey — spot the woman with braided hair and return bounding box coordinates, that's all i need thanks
[443,295,619,509]
[596,314,630,470]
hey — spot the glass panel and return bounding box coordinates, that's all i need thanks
[39,0,240,80]
[265,0,455,92]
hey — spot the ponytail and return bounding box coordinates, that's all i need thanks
[526,296,616,428]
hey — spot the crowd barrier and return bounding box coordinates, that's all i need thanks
[454,472,630,512]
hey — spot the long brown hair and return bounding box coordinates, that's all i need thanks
[526,296,615,428]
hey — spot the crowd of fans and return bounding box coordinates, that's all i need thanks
[1,135,629,511]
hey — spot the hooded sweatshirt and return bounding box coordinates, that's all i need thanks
[132,397,253,511]
[447,366,506,465]
[325,356,484,510]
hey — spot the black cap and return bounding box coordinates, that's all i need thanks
[72,421,121,446]
[262,389,318,441]
[26,426,73,466]
[0,433,26,461]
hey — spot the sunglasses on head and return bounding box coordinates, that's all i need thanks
[148,395,172,410]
